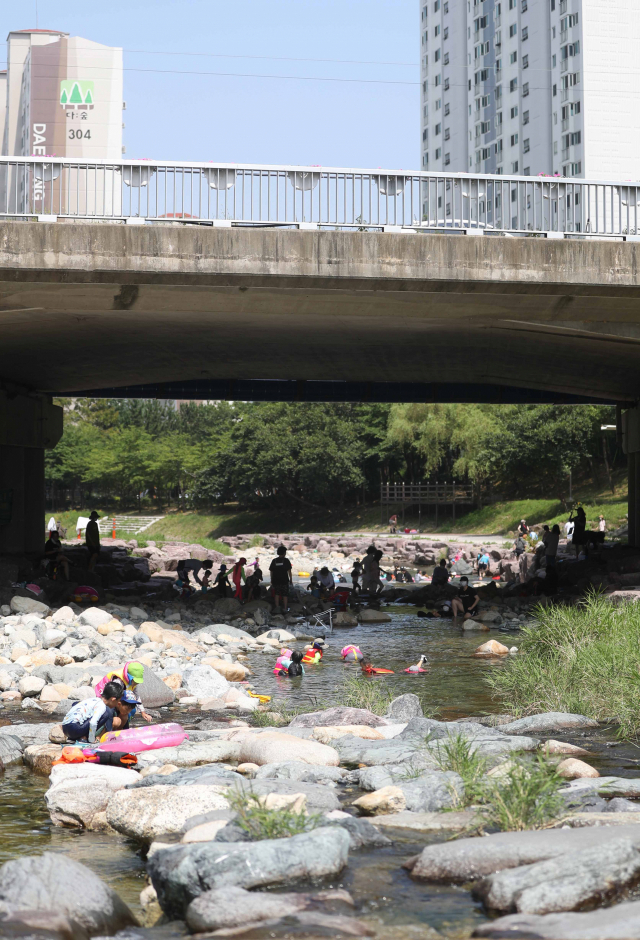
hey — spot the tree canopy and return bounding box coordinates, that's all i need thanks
[45,398,620,510]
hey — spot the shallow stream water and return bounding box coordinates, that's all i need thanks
[0,607,636,938]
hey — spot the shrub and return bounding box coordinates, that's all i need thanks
[483,755,565,831]
[338,676,394,716]
[227,790,323,840]
[487,593,640,738]
[432,733,488,806]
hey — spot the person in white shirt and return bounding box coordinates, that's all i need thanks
[564,520,574,540]
[598,515,606,532]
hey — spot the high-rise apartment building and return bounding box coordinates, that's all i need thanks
[420,0,640,180]
[1,28,123,160]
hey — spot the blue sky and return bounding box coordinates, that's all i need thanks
[3,0,418,168]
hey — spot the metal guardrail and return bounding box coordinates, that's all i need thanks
[1,156,640,237]
[381,483,475,505]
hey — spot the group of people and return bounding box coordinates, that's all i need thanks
[60,660,151,745]
[43,511,102,579]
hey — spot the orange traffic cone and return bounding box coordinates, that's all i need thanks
[112,517,116,539]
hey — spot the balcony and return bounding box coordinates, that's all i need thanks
[561,59,568,72]
[562,118,569,131]
[561,88,569,102]
[560,29,568,42]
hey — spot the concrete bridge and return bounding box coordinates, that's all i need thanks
[2,218,640,553]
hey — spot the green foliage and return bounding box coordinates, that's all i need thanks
[248,534,265,548]
[487,594,640,738]
[337,676,394,715]
[483,755,565,831]
[432,733,488,806]
[227,789,323,840]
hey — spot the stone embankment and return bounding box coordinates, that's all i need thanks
[4,700,640,939]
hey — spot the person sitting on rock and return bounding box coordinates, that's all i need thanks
[94,662,153,723]
[43,529,70,580]
[61,681,122,743]
[431,558,450,586]
[306,575,321,598]
[451,577,480,621]
[318,567,335,598]
[245,566,263,601]
[213,564,231,597]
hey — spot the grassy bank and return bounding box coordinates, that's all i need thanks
[487,595,640,738]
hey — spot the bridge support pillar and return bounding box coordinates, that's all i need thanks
[623,407,640,547]
[0,391,63,555]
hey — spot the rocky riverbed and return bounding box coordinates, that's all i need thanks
[4,593,640,939]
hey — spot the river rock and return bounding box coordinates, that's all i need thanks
[0,852,135,935]
[77,608,112,628]
[52,605,75,624]
[18,676,46,697]
[134,739,240,770]
[542,740,591,757]
[289,707,385,728]
[408,825,640,883]
[475,640,510,656]
[201,658,248,681]
[461,619,490,631]
[231,778,341,813]
[46,764,139,828]
[0,734,23,766]
[147,826,350,919]
[0,723,53,748]
[499,712,599,735]
[557,758,599,779]
[333,611,359,626]
[354,771,463,815]
[181,664,230,701]
[9,596,50,616]
[186,884,355,933]
[128,764,243,788]
[358,609,392,623]
[43,629,67,649]
[607,799,640,813]
[474,837,640,915]
[106,784,230,841]
[255,761,346,785]
[314,725,385,744]
[137,667,175,708]
[327,814,392,849]
[234,731,339,766]
[353,785,406,815]
[384,693,423,722]
[23,744,63,775]
[0,909,90,939]
[472,900,640,939]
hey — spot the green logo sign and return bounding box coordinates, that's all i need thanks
[60,80,95,110]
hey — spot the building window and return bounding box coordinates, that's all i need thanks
[443,1,449,11]
[475,41,490,57]
[423,153,429,166]
[571,161,581,175]
[552,54,556,67]
[435,98,442,109]
[523,138,530,152]
[474,14,488,30]
[523,110,529,124]
[511,133,518,146]
[522,55,529,68]
[521,0,527,11]
[480,121,490,133]
[444,78,450,89]
[524,166,530,175]
[550,0,555,9]
[570,131,581,145]
[444,27,449,39]
[510,51,518,64]
[511,189,517,202]
[482,147,490,159]
[495,138,503,152]
[512,160,519,172]
[435,147,442,158]
[444,127,450,140]
[509,0,516,8]
[495,84,502,100]
[522,82,529,96]
[435,48,441,61]
[434,0,440,9]
[522,26,528,40]
[435,74,441,85]
[434,24,440,36]
[435,123,442,135]
[510,78,518,91]
[509,23,517,37]
[444,102,450,115]
[444,153,450,166]
[422,5,428,20]
[423,129,428,141]
[553,141,558,153]
[496,111,503,127]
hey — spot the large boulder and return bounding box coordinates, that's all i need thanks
[473,900,640,939]
[181,664,230,701]
[234,731,339,767]
[499,713,600,735]
[46,763,139,829]
[474,837,640,915]
[254,761,346,785]
[0,852,135,935]
[385,694,423,722]
[353,772,464,816]
[77,608,112,629]
[23,744,63,775]
[148,827,350,919]
[212,598,242,616]
[408,825,640,883]
[9,596,50,616]
[106,784,229,841]
[0,735,24,767]
[137,667,175,708]
[0,724,53,748]
[134,739,240,770]
[128,764,243,788]
[230,778,341,814]
[358,609,392,623]
[289,707,385,728]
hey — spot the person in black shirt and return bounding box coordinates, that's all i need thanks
[44,530,70,580]
[431,558,450,586]
[269,546,293,612]
[451,576,480,621]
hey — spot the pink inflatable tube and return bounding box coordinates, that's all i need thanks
[98,722,188,753]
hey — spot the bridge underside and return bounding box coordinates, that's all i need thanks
[0,222,640,403]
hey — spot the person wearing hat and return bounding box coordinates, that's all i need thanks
[214,564,231,597]
[86,510,101,571]
[302,638,326,665]
[112,689,143,731]
[94,661,153,722]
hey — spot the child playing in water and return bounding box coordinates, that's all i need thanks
[111,689,141,731]
[62,682,122,743]
[306,576,321,598]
